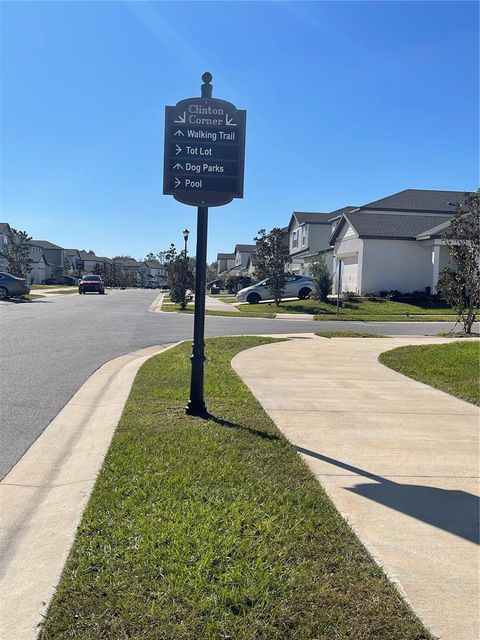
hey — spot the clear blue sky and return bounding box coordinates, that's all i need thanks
[1,1,478,262]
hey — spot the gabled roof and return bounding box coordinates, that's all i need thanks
[0,223,12,235]
[144,260,163,268]
[359,189,469,213]
[113,257,142,267]
[78,251,98,260]
[65,249,80,257]
[31,240,64,250]
[416,219,451,240]
[288,207,357,232]
[217,252,235,260]
[330,212,454,244]
[327,206,358,220]
[235,244,256,253]
[78,251,111,263]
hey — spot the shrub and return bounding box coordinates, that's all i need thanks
[309,256,333,302]
[365,291,379,301]
[386,289,402,301]
[343,290,357,301]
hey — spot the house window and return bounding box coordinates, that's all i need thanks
[292,230,298,249]
[302,226,307,247]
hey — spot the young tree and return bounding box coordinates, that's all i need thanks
[63,257,72,275]
[310,255,333,302]
[206,261,218,283]
[224,273,242,294]
[437,191,479,334]
[4,228,33,277]
[163,244,194,309]
[253,228,291,305]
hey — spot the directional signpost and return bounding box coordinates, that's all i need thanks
[163,73,246,416]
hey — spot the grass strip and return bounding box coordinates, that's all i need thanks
[315,331,388,338]
[40,337,430,640]
[379,341,480,405]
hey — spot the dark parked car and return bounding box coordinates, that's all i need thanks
[0,272,31,299]
[78,274,105,294]
[62,276,79,285]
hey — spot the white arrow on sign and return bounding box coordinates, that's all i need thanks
[173,162,183,170]
[174,112,186,124]
[225,114,237,127]
[175,145,182,155]
[174,129,185,137]
[174,178,181,188]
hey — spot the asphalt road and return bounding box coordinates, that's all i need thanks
[0,289,470,478]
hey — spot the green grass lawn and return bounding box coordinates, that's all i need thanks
[162,296,456,322]
[196,297,457,321]
[40,338,430,640]
[379,341,480,405]
[315,331,388,338]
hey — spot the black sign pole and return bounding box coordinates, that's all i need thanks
[185,73,212,416]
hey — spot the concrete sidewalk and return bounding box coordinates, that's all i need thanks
[0,344,174,640]
[233,335,479,640]
[205,294,240,312]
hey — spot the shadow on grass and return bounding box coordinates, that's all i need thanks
[296,446,479,544]
[205,413,280,442]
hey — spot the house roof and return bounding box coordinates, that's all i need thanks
[113,257,142,267]
[330,212,454,244]
[416,219,452,240]
[0,223,12,235]
[288,207,357,232]
[78,251,111,263]
[217,252,235,260]
[234,244,256,253]
[65,249,80,257]
[327,206,358,219]
[31,240,64,250]
[359,189,469,213]
[144,260,163,268]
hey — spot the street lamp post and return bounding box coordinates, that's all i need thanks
[183,228,189,258]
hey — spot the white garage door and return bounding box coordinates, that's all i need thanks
[341,256,358,293]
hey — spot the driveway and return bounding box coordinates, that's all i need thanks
[233,336,479,640]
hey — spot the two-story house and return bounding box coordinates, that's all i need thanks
[287,207,357,275]
[30,240,66,279]
[140,260,167,285]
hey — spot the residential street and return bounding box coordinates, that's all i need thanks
[0,288,474,479]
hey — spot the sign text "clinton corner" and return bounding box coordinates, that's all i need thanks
[175,104,237,127]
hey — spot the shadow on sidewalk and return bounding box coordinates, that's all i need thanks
[296,446,479,545]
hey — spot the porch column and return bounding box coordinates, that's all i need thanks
[431,244,440,293]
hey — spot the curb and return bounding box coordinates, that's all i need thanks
[0,342,181,640]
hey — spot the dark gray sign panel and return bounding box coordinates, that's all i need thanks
[163,97,246,207]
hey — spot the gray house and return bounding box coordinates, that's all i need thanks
[329,189,467,295]
[287,207,357,275]
[30,240,65,279]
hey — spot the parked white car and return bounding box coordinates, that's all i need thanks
[236,275,314,304]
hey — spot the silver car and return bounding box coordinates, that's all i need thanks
[236,275,314,304]
[0,272,31,299]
